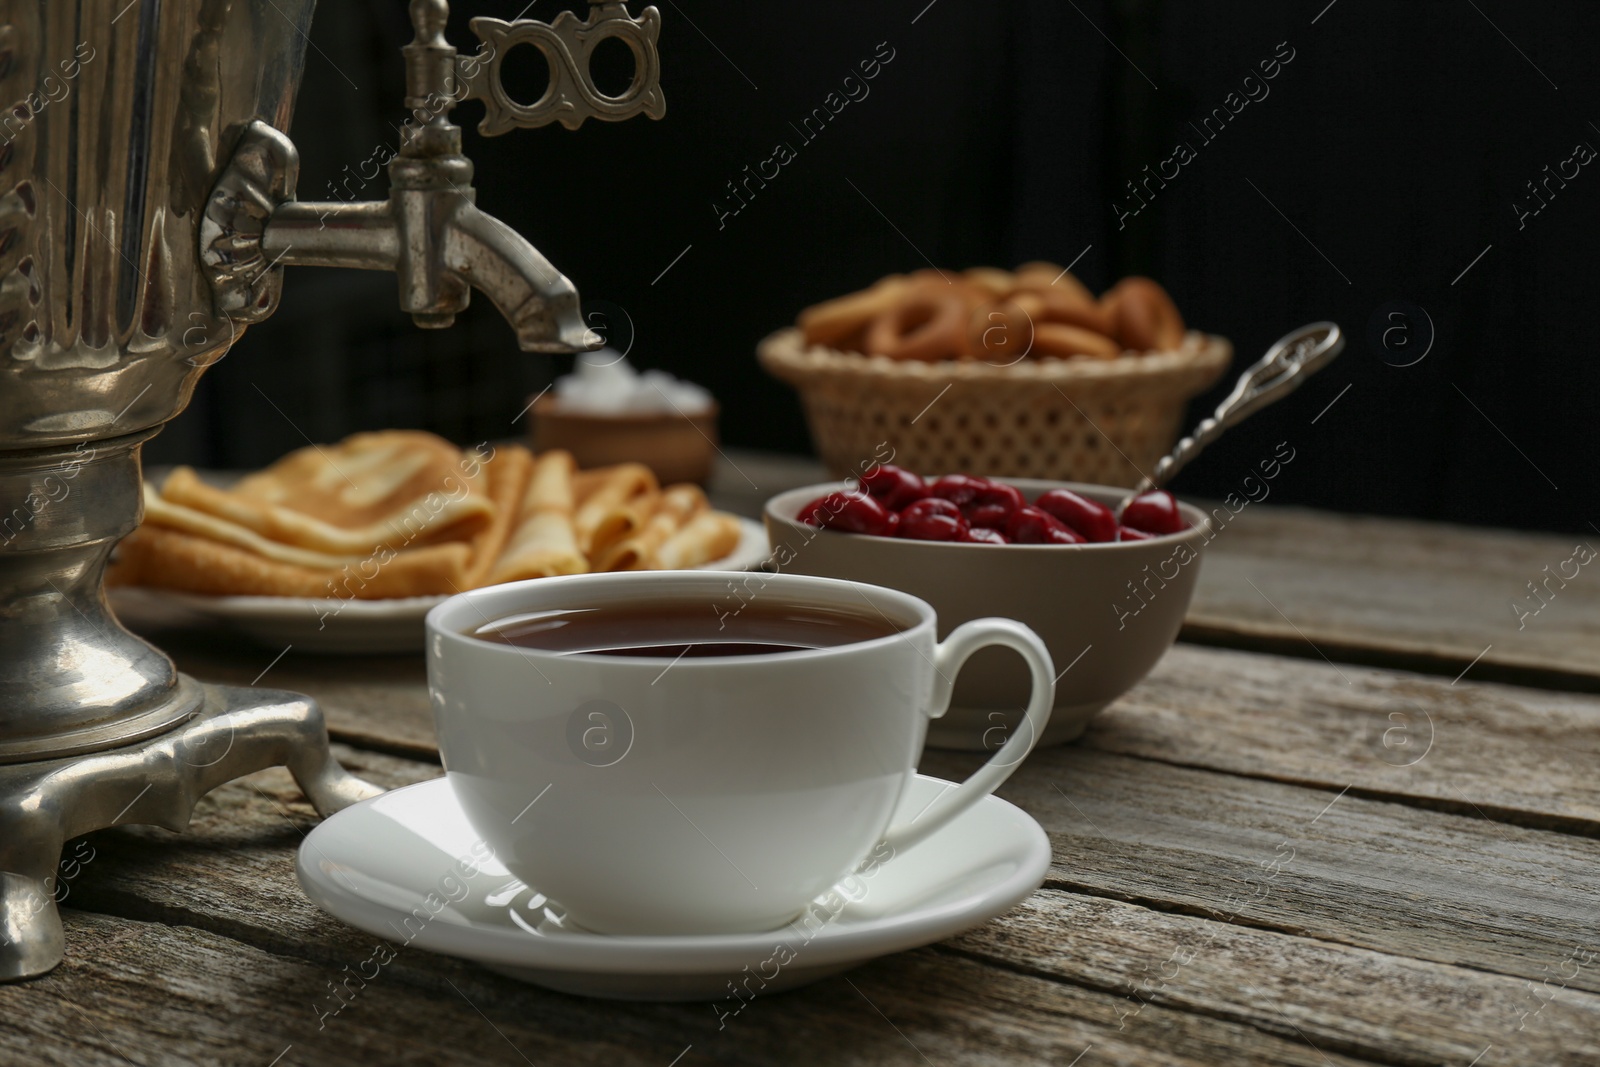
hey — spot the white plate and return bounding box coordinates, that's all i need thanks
[296,774,1051,1001]
[110,516,770,655]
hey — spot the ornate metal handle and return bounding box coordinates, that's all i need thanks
[455,1,665,134]
[1119,322,1345,508]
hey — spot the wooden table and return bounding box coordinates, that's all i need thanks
[7,454,1598,1066]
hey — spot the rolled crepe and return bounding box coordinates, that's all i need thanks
[461,445,536,588]
[652,510,742,570]
[487,450,589,583]
[593,484,708,571]
[525,448,578,513]
[572,462,657,556]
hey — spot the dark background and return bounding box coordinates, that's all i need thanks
[152,0,1600,536]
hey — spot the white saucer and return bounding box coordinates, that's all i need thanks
[296,774,1051,1001]
[110,517,770,655]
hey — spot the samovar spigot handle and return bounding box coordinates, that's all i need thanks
[452,0,666,134]
[400,0,467,157]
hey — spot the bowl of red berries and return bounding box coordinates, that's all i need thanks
[764,465,1210,750]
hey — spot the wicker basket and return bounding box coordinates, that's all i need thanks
[758,328,1232,486]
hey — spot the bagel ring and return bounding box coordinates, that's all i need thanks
[905,267,962,289]
[1033,321,1123,360]
[1011,266,1098,312]
[1022,283,1114,335]
[968,293,1043,364]
[971,291,1124,362]
[962,267,1015,299]
[799,276,911,348]
[1012,260,1064,286]
[1103,276,1185,352]
[863,289,969,361]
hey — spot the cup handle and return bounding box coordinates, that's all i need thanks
[878,618,1055,855]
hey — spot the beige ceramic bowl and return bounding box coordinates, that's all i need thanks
[531,395,719,486]
[764,480,1210,750]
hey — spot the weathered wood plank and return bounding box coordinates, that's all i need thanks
[68,675,1593,1011]
[915,745,1600,999]
[150,629,440,760]
[16,884,1388,1065]
[1084,644,1600,835]
[66,741,1600,1047]
[950,890,1600,1067]
[57,745,441,959]
[1185,503,1600,688]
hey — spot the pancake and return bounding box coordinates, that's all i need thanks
[111,433,744,601]
[110,525,476,599]
[158,431,497,556]
[112,440,531,599]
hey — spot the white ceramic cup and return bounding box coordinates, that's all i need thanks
[425,570,1055,936]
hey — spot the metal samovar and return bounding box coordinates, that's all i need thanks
[0,0,664,979]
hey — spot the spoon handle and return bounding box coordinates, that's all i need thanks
[1120,322,1345,509]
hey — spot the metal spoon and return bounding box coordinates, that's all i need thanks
[1116,321,1345,514]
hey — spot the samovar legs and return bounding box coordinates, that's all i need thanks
[0,680,381,980]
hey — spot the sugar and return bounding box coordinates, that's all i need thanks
[552,350,713,416]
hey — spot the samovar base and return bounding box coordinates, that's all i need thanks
[0,678,381,981]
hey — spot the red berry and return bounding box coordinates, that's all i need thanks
[967,502,1013,529]
[1035,488,1119,543]
[796,492,899,537]
[859,464,928,510]
[900,514,966,541]
[968,480,1026,513]
[1006,506,1085,545]
[963,527,1010,545]
[1121,490,1187,535]
[928,474,987,507]
[900,496,963,521]
[1117,525,1154,541]
[897,497,969,541]
[943,480,1025,530]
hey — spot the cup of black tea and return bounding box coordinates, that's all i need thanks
[426,570,1055,935]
